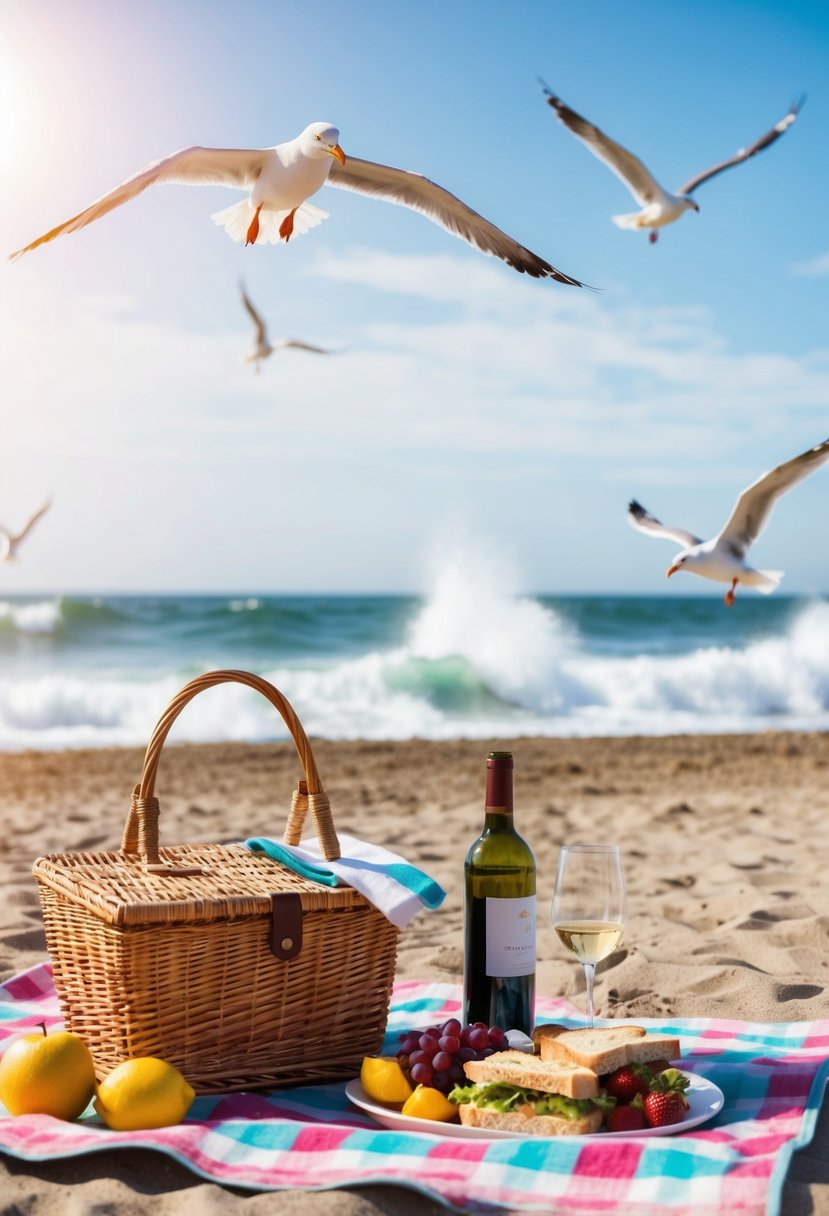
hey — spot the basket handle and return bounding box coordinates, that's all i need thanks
[121,669,341,872]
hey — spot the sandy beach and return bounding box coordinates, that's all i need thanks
[1,732,828,1214]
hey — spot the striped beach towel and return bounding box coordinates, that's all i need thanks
[244,832,446,927]
[1,966,827,1215]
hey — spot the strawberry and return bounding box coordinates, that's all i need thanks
[606,1104,647,1133]
[604,1063,652,1103]
[643,1090,687,1127]
[642,1068,691,1129]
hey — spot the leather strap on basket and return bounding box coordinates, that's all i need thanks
[120,670,341,872]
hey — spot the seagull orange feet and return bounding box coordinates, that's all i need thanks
[649,230,659,244]
[279,208,297,242]
[724,578,738,607]
[245,204,263,246]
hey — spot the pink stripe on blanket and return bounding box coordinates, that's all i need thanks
[426,1138,490,1162]
[2,971,54,1002]
[801,1031,829,1049]
[720,1158,778,1210]
[288,1124,353,1153]
[572,1141,645,1180]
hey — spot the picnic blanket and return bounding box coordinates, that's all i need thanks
[1,966,827,1216]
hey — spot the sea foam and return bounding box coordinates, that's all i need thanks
[0,586,826,749]
[0,598,63,634]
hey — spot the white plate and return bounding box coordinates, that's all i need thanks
[345,1074,725,1140]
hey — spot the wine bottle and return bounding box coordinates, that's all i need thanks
[463,751,536,1035]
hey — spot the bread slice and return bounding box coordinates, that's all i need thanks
[458,1103,603,1136]
[532,1024,645,1072]
[463,1048,599,1099]
[533,1025,679,1075]
[528,1023,573,1044]
[621,1033,681,1068]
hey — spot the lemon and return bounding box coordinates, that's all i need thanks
[0,1026,96,1120]
[360,1056,413,1106]
[93,1057,195,1131]
[401,1084,458,1122]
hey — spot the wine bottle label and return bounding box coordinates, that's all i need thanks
[485,895,536,977]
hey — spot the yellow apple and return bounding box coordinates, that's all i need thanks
[0,1022,96,1120]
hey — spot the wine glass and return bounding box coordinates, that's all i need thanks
[552,844,626,1027]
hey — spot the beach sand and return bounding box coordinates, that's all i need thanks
[1,733,828,1214]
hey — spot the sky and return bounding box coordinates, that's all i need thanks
[0,0,827,596]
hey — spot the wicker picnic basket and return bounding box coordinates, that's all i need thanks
[32,670,400,1094]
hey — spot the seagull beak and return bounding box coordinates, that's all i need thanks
[328,144,346,166]
[666,565,680,578]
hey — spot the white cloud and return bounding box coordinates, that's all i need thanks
[791,252,829,277]
[2,248,828,591]
[310,248,829,458]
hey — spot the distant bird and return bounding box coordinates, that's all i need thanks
[240,282,334,372]
[540,83,804,243]
[0,498,52,562]
[9,122,584,284]
[628,438,829,605]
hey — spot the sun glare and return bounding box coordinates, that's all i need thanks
[0,36,34,173]
[0,26,42,177]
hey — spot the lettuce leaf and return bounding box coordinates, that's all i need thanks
[447,1080,605,1120]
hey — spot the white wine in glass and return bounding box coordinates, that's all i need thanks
[552,844,626,1027]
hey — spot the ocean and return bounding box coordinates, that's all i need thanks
[0,579,827,750]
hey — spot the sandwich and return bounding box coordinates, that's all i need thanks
[448,1026,686,1135]
[448,1049,611,1135]
[532,1025,689,1132]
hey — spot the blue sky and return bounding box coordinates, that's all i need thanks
[1,0,827,595]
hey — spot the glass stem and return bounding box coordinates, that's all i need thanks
[583,963,596,1027]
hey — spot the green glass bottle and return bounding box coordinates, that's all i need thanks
[463,751,536,1034]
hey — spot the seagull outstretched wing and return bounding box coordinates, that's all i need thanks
[274,340,334,355]
[715,437,829,557]
[678,97,804,196]
[327,156,584,284]
[10,147,268,260]
[540,81,666,206]
[627,500,701,548]
[240,282,268,346]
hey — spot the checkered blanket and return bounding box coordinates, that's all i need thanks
[1,967,827,1215]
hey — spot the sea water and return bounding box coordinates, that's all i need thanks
[0,582,827,749]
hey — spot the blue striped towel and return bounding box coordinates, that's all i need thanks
[244,833,446,928]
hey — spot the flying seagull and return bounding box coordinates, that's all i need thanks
[627,439,829,605]
[9,122,584,284]
[540,83,804,243]
[0,498,52,563]
[239,282,335,372]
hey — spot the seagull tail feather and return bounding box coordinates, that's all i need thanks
[211,199,257,242]
[611,210,647,231]
[211,200,329,244]
[755,570,784,595]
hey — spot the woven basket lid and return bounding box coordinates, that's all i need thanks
[33,843,367,928]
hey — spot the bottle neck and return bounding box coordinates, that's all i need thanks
[483,755,513,830]
[483,808,515,832]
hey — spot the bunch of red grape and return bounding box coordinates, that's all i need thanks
[395,1018,507,1095]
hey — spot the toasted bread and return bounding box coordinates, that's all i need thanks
[458,1103,603,1136]
[533,1025,679,1075]
[463,1048,599,1099]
